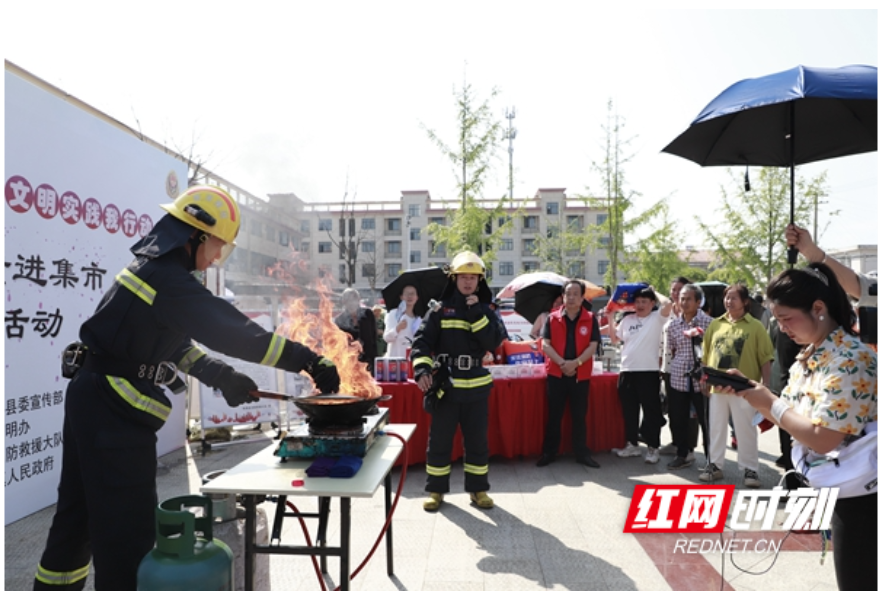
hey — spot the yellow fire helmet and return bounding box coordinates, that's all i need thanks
[160,185,241,265]
[449,251,486,277]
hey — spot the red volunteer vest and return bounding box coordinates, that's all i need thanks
[546,306,594,381]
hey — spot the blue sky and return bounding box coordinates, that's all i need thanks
[3,4,878,250]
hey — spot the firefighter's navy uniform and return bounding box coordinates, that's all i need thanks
[411,280,507,497]
[34,199,329,590]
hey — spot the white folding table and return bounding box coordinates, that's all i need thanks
[200,423,415,590]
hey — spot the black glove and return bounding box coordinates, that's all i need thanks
[305,356,340,394]
[215,369,259,407]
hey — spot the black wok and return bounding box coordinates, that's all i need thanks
[293,394,392,425]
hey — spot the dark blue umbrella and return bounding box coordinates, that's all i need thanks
[663,64,877,262]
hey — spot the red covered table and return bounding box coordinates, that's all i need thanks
[378,373,623,466]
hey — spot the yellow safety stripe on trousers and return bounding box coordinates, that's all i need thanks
[463,462,489,476]
[450,374,493,389]
[471,315,489,332]
[116,268,156,305]
[178,346,206,373]
[260,334,286,366]
[413,356,434,369]
[35,562,90,587]
[440,319,471,331]
[107,376,171,422]
[426,464,451,477]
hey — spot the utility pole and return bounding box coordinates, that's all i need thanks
[505,107,517,200]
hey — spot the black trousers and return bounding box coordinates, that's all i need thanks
[617,371,663,448]
[425,389,490,494]
[831,493,878,590]
[667,387,708,458]
[542,376,590,458]
[34,372,158,591]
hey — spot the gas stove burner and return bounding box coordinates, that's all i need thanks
[307,419,366,437]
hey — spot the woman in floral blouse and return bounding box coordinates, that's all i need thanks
[721,262,876,591]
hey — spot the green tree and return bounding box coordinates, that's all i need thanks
[533,211,592,277]
[696,167,826,290]
[620,203,691,290]
[422,81,519,267]
[581,100,666,288]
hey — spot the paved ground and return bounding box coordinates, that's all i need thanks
[5,421,840,591]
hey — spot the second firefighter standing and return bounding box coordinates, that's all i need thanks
[411,251,507,512]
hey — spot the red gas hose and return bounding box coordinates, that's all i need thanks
[284,430,409,591]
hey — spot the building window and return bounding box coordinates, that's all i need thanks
[498,215,511,228]
[522,238,536,255]
[362,217,375,230]
[547,225,560,239]
[523,215,539,231]
[300,241,310,253]
[546,202,559,215]
[567,215,584,231]
[598,260,610,275]
[600,236,611,246]
[301,220,311,233]
[410,228,421,241]
[429,216,446,226]
[318,241,332,253]
[387,241,401,256]
[318,219,332,231]
[279,231,290,246]
[485,220,492,234]
[362,263,376,278]
[499,262,514,276]
[339,217,355,237]
[386,263,402,279]
[429,241,446,257]
[567,261,585,278]
[499,238,513,252]
[410,250,421,264]
[408,204,421,217]
[596,214,608,226]
[386,218,401,233]
[361,240,375,253]
[339,264,347,283]
[523,261,539,273]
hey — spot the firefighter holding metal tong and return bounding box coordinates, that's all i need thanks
[34,185,339,591]
[411,251,507,512]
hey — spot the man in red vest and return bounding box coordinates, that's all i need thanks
[538,280,602,467]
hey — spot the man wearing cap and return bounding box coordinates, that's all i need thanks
[33,185,340,591]
[411,251,507,512]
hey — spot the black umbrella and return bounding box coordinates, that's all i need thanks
[514,281,564,325]
[381,267,448,318]
[663,64,877,263]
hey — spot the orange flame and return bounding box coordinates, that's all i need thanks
[276,278,382,399]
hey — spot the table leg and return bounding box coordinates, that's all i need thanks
[340,497,351,591]
[317,496,330,574]
[384,471,394,575]
[244,494,256,591]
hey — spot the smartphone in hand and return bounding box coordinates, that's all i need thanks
[699,366,754,392]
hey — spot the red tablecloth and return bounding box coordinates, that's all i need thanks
[378,373,623,466]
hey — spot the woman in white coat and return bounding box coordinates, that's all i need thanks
[384,285,422,357]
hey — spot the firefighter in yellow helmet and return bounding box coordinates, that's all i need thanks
[411,251,507,511]
[34,185,339,590]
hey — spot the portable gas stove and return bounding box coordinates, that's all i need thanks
[274,407,390,461]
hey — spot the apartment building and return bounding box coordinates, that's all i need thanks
[284,187,610,304]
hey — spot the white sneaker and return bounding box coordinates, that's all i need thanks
[645,447,660,464]
[616,442,643,458]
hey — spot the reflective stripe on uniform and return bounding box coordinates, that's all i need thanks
[440,319,471,331]
[116,268,156,305]
[470,315,489,332]
[463,462,489,476]
[450,374,493,389]
[35,562,90,587]
[107,376,171,422]
[426,464,451,477]
[260,334,286,367]
[413,356,434,369]
[178,346,206,373]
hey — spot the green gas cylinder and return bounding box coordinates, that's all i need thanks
[137,495,234,590]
